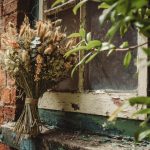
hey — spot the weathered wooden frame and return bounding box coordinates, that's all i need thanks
[38,0,148,119]
[44,0,76,16]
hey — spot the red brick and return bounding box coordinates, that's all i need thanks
[0,19,5,35]
[0,107,4,124]
[4,12,17,28]
[0,107,4,116]
[6,75,15,87]
[0,144,10,150]
[3,0,16,3]
[0,70,6,87]
[1,88,11,104]
[10,87,16,104]
[0,0,22,149]
[1,87,16,105]
[3,106,16,121]
[0,4,2,17]
[3,0,17,16]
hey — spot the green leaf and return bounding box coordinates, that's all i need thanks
[120,42,129,48]
[67,33,81,38]
[85,52,98,64]
[100,42,115,51]
[131,0,148,9]
[79,28,86,39]
[86,32,91,42]
[123,51,132,67]
[134,108,150,115]
[110,10,117,23]
[116,0,129,15]
[71,52,91,77]
[65,46,87,58]
[140,115,150,128]
[143,48,150,56]
[98,2,110,9]
[138,129,150,141]
[73,0,88,15]
[87,40,102,50]
[51,0,65,8]
[124,16,134,23]
[99,2,118,26]
[107,21,122,41]
[129,97,150,106]
[120,24,128,36]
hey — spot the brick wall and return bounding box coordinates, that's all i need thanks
[0,0,18,149]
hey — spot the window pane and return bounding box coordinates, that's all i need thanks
[85,2,137,91]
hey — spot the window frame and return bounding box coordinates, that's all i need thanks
[38,0,147,120]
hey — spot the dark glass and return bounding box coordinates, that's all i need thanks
[84,2,138,91]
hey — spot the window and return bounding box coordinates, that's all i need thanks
[85,2,137,91]
[38,0,147,119]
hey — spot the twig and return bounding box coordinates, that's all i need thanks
[115,42,148,51]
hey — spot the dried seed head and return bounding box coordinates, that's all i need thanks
[66,38,77,49]
[24,15,29,25]
[39,24,47,41]
[44,44,54,55]
[22,50,29,62]
[36,54,43,64]
[52,19,62,26]
[8,22,15,28]
[37,21,42,36]
[19,25,26,37]
[47,21,52,30]
[64,62,72,70]
[43,31,52,40]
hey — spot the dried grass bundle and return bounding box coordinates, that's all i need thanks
[0,16,77,139]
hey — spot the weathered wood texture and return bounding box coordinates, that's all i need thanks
[39,109,141,137]
[39,0,44,20]
[44,0,76,16]
[38,91,144,119]
[78,2,86,92]
[137,33,147,96]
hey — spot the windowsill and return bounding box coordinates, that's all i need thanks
[38,91,144,120]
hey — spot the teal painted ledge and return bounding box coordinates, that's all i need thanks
[39,109,141,137]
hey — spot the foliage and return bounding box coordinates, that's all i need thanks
[53,0,149,68]
[53,0,150,141]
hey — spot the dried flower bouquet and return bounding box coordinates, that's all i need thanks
[0,16,77,138]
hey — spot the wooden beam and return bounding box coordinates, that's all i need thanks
[44,0,76,16]
[137,33,148,96]
[38,91,145,120]
[78,1,86,92]
[39,0,44,20]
